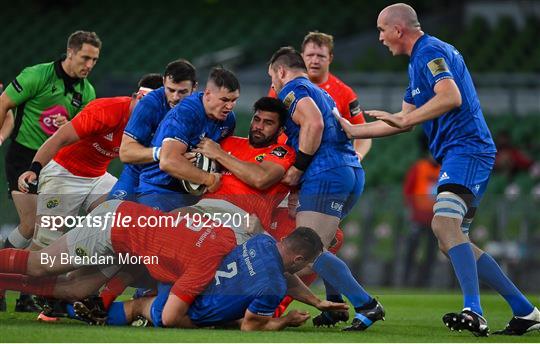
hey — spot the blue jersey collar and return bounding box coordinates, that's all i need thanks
[411,34,429,58]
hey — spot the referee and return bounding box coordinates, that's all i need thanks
[0,30,101,312]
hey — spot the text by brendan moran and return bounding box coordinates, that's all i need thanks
[40,252,159,267]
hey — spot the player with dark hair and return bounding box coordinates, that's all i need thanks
[136,67,239,211]
[108,59,198,201]
[269,31,371,162]
[97,228,339,330]
[336,3,539,336]
[268,47,384,331]
[0,30,101,312]
[17,74,163,250]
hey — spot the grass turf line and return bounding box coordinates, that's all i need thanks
[1,290,539,342]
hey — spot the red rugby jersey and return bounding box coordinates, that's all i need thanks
[54,97,131,177]
[205,136,295,230]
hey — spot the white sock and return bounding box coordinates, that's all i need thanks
[520,307,540,320]
[7,226,31,248]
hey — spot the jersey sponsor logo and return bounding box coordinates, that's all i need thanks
[349,100,361,117]
[46,198,60,209]
[242,242,256,276]
[255,153,266,162]
[92,142,117,158]
[283,91,296,110]
[103,133,114,141]
[439,171,450,182]
[39,105,69,135]
[195,227,214,247]
[12,79,23,93]
[427,58,449,77]
[269,146,288,158]
[411,87,421,97]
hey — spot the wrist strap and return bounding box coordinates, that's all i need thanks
[293,150,314,171]
[29,161,43,178]
[152,147,161,162]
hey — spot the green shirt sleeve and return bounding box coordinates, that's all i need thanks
[4,65,44,106]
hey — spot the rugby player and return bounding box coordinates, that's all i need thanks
[82,228,347,330]
[109,59,197,201]
[269,31,372,162]
[0,31,101,311]
[335,2,539,336]
[135,67,238,211]
[268,47,384,331]
[17,74,163,250]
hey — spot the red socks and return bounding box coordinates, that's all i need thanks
[0,273,57,298]
[0,249,29,274]
[99,276,128,310]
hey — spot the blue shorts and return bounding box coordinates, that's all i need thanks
[150,282,173,327]
[107,166,139,201]
[298,166,364,219]
[438,153,495,208]
[136,181,198,211]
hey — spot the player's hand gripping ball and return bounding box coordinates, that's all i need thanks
[181,152,218,196]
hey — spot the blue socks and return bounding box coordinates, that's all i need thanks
[323,278,344,303]
[106,302,128,326]
[477,253,534,317]
[448,243,482,315]
[66,304,76,319]
[313,251,372,308]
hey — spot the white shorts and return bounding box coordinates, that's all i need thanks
[64,200,123,278]
[35,161,117,245]
[37,160,117,216]
[189,198,263,244]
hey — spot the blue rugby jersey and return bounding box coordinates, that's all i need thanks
[122,87,172,176]
[187,234,287,326]
[404,34,496,162]
[277,77,360,179]
[139,92,235,189]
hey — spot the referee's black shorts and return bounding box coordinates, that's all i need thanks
[5,140,36,196]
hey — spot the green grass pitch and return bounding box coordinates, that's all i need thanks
[1,289,539,342]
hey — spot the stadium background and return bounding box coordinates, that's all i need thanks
[0,0,539,293]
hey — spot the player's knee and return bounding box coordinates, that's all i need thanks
[160,310,178,328]
[432,191,468,224]
[436,238,451,255]
[432,192,467,236]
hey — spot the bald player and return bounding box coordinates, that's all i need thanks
[336,2,539,337]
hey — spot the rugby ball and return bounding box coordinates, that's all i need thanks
[181,153,218,196]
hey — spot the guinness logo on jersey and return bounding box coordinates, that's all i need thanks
[270,146,288,158]
[283,91,295,110]
[427,58,449,77]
